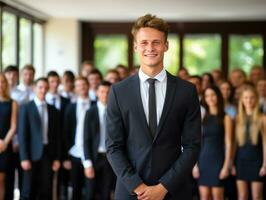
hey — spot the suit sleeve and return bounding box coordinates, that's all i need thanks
[159,86,201,195]
[63,104,72,161]
[83,110,93,161]
[18,104,30,161]
[54,108,61,160]
[106,86,143,194]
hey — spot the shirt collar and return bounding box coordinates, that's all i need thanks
[34,96,46,107]
[19,83,33,91]
[138,68,166,83]
[46,92,60,100]
[77,97,90,105]
[97,101,107,111]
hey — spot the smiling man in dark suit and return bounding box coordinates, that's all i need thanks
[106,14,201,200]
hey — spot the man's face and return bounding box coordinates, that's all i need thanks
[230,71,245,88]
[134,27,168,69]
[75,79,89,97]
[88,74,101,90]
[48,76,60,93]
[97,85,110,105]
[22,69,34,86]
[34,80,48,101]
[81,64,93,78]
[105,73,119,84]
[62,76,74,92]
[5,71,18,87]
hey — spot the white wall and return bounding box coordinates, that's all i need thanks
[44,18,80,76]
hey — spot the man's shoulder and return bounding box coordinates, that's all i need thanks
[111,74,137,91]
[167,72,195,90]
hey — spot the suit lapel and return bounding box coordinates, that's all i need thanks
[31,100,42,126]
[153,72,177,142]
[132,75,153,141]
[94,106,100,135]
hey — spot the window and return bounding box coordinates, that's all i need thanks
[2,12,16,68]
[229,35,263,74]
[33,23,44,78]
[94,35,128,75]
[19,18,32,68]
[184,34,221,75]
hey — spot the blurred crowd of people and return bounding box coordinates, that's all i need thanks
[0,61,265,200]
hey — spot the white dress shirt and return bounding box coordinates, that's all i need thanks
[10,86,25,105]
[34,96,48,144]
[138,68,167,125]
[46,92,61,110]
[17,83,35,102]
[97,101,107,153]
[89,89,97,102]
[59,90,77,103]
[69,97,91,167]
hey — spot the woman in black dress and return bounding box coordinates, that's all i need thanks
[233,85,266,200]
[195,85,233,200]
[0,73,17,198]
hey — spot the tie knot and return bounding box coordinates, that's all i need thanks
[147,78,156,85]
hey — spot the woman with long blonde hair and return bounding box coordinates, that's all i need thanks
[233,85,266,200]
[0,73,17,199]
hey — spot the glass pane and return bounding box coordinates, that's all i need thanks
[33,23,44,78]
[133,34,180,75]
[229,35,263,74]
[94,35,128,75]
[19,18,32,69]
[184,34,221,75]
[2,12,16,68]
[164,35,179,75]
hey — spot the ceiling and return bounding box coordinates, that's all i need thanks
[10,0,266,21]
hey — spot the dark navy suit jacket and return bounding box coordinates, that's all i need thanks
[106,72,201,200]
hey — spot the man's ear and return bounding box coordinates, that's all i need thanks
[134,41,138,52]
[164,40,169,52]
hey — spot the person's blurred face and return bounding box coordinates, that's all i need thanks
[105,72,119,84]
[117,67,128,80]
[34,80,48,101]
[22,69,34,86]
[256,80,266,98]
[5,71,18,87]
[212,70,222,85]
[62,76,74,92]
[88,74,101,90]
[241,90,257,111]
[178,69,189,80]
[48,76,60,93]
[202,75,211,91]
[220,82,231,102]
[188,77,202,95]
[96,85,110,105]
[205,88,218,108]
[75,79,89,98]
[230,71,245,88]
[81,64,93,78]
[134,27,168,69]
[250,68,264,85]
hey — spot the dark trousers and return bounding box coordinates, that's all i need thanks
[20,148,53,200]
[5,151,23,200]
[70,156,89,200]
[58,166,70,200]
[87,153,114,200]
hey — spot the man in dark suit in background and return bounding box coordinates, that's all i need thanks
[84,81,114,200]
[19,77,61,200]
[46,70,70,199]
[106,14,201,200]
[63,76,95,200]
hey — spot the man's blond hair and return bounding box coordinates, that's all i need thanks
[131,14,169,41]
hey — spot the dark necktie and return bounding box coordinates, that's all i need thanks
[147,78,157,137]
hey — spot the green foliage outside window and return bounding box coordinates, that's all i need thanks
[229,35,263,74]
[184,34,221,76]
[94,35,128,75]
